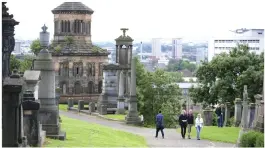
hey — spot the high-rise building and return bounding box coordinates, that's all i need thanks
[196,47,207,65]
[208,28,264,62]
[152,38,162,59]
[14,41,22,53]
[172,38,182,60]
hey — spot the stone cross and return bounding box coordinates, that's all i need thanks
[120,28,129,37]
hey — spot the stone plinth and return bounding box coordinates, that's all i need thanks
[78,100,84,111]
[116,71,125,114]
[255,100,264,133]
[234,98,242,127]
[253,94,262,128]
[224,102,231,126]
[68,98,74,109]
[203,107,213,126]
[247,103,255,128]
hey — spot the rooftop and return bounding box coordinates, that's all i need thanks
[52,2,94,14]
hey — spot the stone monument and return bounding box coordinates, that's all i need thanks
[116,71,126,114]
[2,2,27,147]
[234,98,242,127]
[33,25,66,140]
[125,57,141,124]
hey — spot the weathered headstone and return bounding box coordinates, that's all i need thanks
[236,85,249,146]
[33,25,66,140]
[116,71,125,114]
[234,98,242,127]
[203,107,213,126]
[255,100,264,132]
[67,98,74,109]
[89,102,96,112]
[125,58,141,125]
[247,103,255,128]
[224,102,231,126]
[78,100,85,111]
[98,69,109,115]
[253,94,262,128]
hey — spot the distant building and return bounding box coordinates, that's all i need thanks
[196,47,207,65]
[172,38,182,60]
[208,28,264,62]
[14,41,22,53]
[152,38,162,59]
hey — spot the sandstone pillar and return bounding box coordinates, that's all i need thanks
[97,71,108,115]
[247,103,255,128]
[253,94,262,128]
[224,102,231,126]
[234,98,242,127]
[125,58,140,124]
[116,71,125,114]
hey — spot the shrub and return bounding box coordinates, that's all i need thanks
[255,133,264,147]
[226,116,235,127]
[212,112,218,126]
[240,131,263,147]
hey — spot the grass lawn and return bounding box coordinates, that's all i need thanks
[59,104,84,111]
[103,114,126,121]
[177,126,240,143]
[44,116,147,147]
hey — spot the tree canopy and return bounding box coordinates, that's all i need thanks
[166,59,197,72]
[135,57,182,127]
[189,45,264,105]
[10,54,21,72]
[30,39,42,55]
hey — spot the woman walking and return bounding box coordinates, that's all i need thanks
[195,114,204,140]
[179,110,188,139]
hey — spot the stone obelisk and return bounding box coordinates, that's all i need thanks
[116,71,125,114]
[33,25,66,140]
[125,58,140,124]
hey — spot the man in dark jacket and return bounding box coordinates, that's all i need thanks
[215,105,223,127]
[187,109,194,139]
[179,110,188,139]
[155,111,164,139]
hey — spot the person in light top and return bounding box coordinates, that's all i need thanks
[195,114,204,140]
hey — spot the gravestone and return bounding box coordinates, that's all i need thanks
[224,102,231,126]
[89,102,96,112]
[116,71,125,114]
[253,94,262,128]
[67,98,74,109]
[255,100,264,133]
[236,85,249,146]
[234,98,242,127]
[203,106,213,126]
[125,58,141,125]
[33,25,66,140]
[78,100,85,111]
[98,68,110,115]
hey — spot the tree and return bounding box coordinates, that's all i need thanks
[19,55,35,72]
[10,54,21,72]
[166,59,197,72]
[135,57,182,127]
[30,39,42,55]
[190,45,263,105]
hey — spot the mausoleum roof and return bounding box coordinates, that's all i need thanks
[52,2,94,14]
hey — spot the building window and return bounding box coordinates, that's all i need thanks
[258,32,262,35]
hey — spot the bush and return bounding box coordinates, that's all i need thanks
[212,112,218,126]
[226,117,235,127]
[240,131,264,147]
[255,133,264,147]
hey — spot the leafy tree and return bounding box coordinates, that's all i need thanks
[135,57,182,127]
[30,39,42,55]
[166,59,197,72]
[54,45,62,53]
[190,45,263,105]
[10,54,21,72]
[19,55,35,72]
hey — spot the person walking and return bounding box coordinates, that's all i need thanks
[195,114,204,140]
[215,105,223,127]
[155,111,164,139]
[179,110,188,139]
[187,109,194,139]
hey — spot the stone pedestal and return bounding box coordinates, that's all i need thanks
[78,100,84,111]
[255,100,264,133]
[234,98,242,127]
[253,94,262,128]
[203,107,213,126]
[116,71,125,114]
[98,70,111,115]
[67,98,74,109]
[224,102,231,126]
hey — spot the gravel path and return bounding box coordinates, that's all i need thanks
[60,111,235,147]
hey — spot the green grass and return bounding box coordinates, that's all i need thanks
[177,126,240,143]
[103,114,126,121]
[44,116,147,147]
[59,104,87,111]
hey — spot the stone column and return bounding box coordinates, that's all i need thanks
[247,103,255,128]
[224,102,231,126]
[78,100,84,111]
[234,98,242,127]
[116,71,125,114]
[67,98,74,110]
[255,100,264,132]
[203,107,213,126]
[97,71,108,115]
[89,102,96,113]
[125,58,140,124]
[33,25,66,140]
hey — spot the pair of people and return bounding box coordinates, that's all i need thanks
[179,110,203,140]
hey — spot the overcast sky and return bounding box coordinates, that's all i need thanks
[5,0,265,42]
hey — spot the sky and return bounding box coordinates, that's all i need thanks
[5,0,265,42]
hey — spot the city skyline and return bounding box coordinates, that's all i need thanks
[5,0,265,42]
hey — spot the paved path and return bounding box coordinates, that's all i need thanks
[60,111,235,147]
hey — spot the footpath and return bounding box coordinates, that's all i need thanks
[60,111,235,147]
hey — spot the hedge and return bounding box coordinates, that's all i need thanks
[240,130,264,147]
